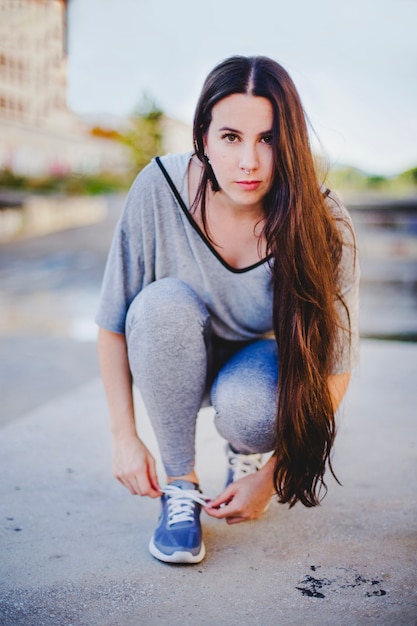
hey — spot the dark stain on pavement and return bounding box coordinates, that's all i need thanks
[296,565,387,599]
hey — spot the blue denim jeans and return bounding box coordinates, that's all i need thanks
[125,278,278,476]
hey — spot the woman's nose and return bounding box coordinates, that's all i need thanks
[239,144,259,173]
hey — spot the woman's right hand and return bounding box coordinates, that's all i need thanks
[112,434,162,498]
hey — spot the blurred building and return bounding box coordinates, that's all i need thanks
[0,0,191,177]
[0,0,131,176]
[0,0,69,130]
[161,116,193,155]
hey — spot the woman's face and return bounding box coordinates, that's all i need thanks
[204,93,274,213]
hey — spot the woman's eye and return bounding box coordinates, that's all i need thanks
[222,133,239,143]
[261,134,273,145]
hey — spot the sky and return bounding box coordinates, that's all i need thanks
[66,0,417,176]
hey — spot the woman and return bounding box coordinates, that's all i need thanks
[96,55,359,564]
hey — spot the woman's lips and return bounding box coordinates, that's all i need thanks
[235,180,261,190]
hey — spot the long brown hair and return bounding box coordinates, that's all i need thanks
[193,55,351,507]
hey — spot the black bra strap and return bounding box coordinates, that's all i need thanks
[155,156,189,212]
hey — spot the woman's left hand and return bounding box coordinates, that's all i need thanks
[204,459,276,524]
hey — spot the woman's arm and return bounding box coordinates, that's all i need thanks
[328,371,351,412]
[205,371,351,522]
[97,327,162,498]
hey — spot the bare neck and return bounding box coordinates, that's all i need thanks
[188,157,267,269]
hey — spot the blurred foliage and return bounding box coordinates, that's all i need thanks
[399,166,417,186]
[0,169,27,189]
[0,168,132,196]
[118,93,163,174]
[327,165,417,197]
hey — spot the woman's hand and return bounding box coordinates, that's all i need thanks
[112,434,162,498]
[204,459,276,524]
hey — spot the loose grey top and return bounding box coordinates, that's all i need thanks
[96,152,360,373]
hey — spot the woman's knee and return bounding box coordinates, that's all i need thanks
[126,278,210,340]
[213,385,277,453]
[211,340,278,453]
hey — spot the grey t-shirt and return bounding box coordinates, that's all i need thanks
[96,152,360,373]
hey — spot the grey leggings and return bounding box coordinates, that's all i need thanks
[125,278,279,477]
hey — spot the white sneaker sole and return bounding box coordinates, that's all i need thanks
[148,538,206,564]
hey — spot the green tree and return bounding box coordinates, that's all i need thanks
[365,174,388,190]
[399,166,417,186]
[120,94,164,173]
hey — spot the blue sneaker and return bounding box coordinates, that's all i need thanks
[149,480,207,564]
[225,445,263,487]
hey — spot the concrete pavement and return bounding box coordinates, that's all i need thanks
[0,339,416,625]
[0,194,123,426]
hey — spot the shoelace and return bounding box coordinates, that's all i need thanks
[228,450,263,482]
[161,485,211,526]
